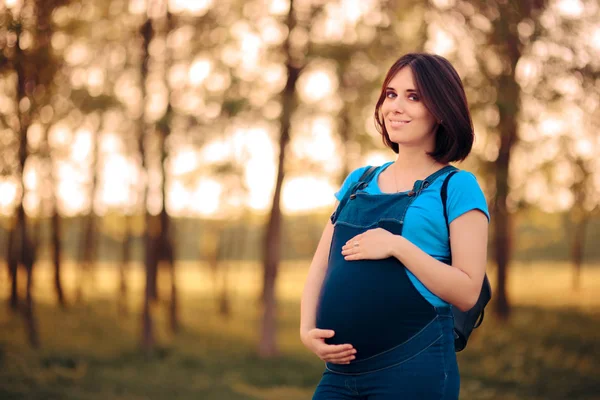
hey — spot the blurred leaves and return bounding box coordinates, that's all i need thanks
[0,0,596,227]
[70,88,120,113]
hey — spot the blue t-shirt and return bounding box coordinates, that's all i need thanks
[334,161,490,307]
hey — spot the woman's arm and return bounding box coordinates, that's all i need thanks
[341,209,488,311]
[390,210,488,311]
[300,217,357,364]
[300,219,334,336]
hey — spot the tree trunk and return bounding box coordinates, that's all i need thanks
[118,214,132,316]
[7,221,18,311]
[570,212,588,291]
[568,156,592,291]
[142,235,155,351]
[159,9,178,334]
[44,122,66,308]
[161,207,177,333]
[15,134,39,348]
[218,263,231,317]
[217,225,233,317]
[168,247,178,333]
[21,206,39,348]
[492,74,517,320]
[147,226,159,301]
[76,210,96,302]
[51,208,66,307]
[140,17,155,352]
[77,129,99,304]
[259,0,301,357]
[259,96,287,356]
[489,3,529,320]
[338,101,352,185]
[15,17,39,348]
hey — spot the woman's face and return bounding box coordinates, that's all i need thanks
[380,67,438,151]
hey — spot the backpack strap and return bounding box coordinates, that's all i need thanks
[441,170,459,240]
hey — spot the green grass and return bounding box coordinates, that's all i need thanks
[0,296,321,400]
[0,261,599,399]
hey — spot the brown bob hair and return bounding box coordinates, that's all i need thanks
[374,53,474,163]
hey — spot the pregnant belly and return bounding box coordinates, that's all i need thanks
[316,227,436,359]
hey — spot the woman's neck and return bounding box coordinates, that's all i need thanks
[392,148,438,177]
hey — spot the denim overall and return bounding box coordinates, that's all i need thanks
[313,166,459,400]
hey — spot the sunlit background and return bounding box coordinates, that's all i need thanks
[1,0,599,399]
[1,0,596,219]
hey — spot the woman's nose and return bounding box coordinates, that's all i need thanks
[390,98,405,113]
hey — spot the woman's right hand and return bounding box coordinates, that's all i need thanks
[301,328,356,364]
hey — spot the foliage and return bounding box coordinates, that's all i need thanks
[2,208,600,264]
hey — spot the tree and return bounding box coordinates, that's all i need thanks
[1,0,72,347]
[257,0,427,356]
[118,213,133,316]
[259,0,309,357]
[530,4,600,290]
[45,127,67,308]
[139,14,156,352]
[155,9,179,334]
[430,0,549,319]
[75,126,99,302]
[46,0,128,307]
[566,156,597,289]
[506,1,600,290]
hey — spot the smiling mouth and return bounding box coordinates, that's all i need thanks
[388,120,411,127]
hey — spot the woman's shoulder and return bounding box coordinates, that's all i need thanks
[346,165,373,182]
[447,169,484,191]
[335,163,390,200]
[444,168,490,221]
[343,162,391,184]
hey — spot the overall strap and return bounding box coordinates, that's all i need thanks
[357,165,378,188]
[331,165,378,224]
[423,165,457,188]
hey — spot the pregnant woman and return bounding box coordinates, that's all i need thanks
[300,53,489,399]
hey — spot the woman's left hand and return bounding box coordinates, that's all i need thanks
[342,228,398,261]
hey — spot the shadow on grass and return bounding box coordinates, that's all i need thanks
[0,298,320,400]
[458,305,600,400]
[1,300,598,399]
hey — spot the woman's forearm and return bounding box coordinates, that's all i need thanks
[389,235,480,311]
[300,265,327,336]
[300,221,334,337]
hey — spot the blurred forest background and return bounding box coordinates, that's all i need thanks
[0,0,599,399]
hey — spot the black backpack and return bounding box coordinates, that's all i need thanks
[441,170,492,352]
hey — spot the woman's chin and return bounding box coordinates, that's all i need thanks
[388,131,435,146]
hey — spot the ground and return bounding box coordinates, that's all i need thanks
[0,261,598,399]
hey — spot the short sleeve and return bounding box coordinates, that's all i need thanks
[334,166,372,201]
[446,171,490,223]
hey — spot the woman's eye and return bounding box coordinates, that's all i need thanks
[408,94,419,101]
[386,91,396,99]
